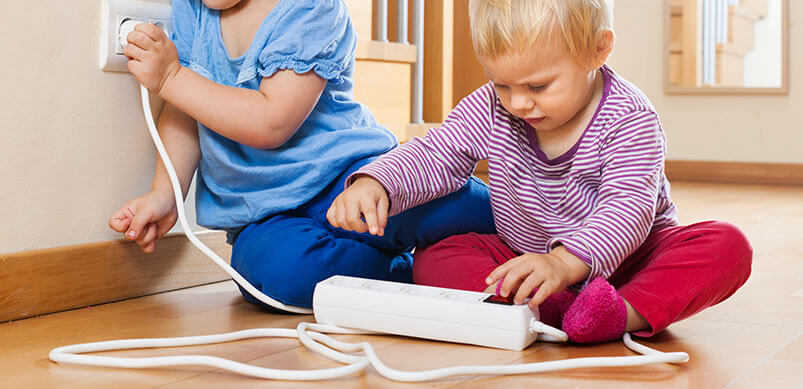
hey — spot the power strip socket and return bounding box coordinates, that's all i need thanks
[312,275,541,351]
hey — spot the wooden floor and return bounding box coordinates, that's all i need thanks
[2,182,802,388]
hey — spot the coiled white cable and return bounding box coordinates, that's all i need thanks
[50,318,688,381]
[49,38,689,379]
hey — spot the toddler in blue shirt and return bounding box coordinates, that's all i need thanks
[108,0,494,308]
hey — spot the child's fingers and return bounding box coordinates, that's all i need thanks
[485,256,521,285]
[126,30,153,51]
[155,216,176,240]
[137,224,158,252]
[344,197,368,233]
[496,260,535,299]
[325,204,338,227]
[528,279,558,309]
[124,44,147,64]
[514,273,543,305]
[376,194,388,236]
[109,210,131,233]
[360,198,379,235]
[126,207,152,240]
[109,217,130,233]
[498,272,524,299]
[334,200,351,230]
[134,23,164,42]
[142,241,156,254]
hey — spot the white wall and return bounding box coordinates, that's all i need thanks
[0,0,198,255]
[608,0,800,163]
[744,0,783,87]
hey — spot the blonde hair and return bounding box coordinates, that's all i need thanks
[469,0,613,63]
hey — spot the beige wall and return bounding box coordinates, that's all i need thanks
[0,0,198,255]
[608,0,801,163]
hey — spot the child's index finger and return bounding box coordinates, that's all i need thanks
[485,261,513,284]
[108,215,130,232]
[135,22,162,42]
[376,194,389,236]
[361,201,379,235]
[325,204,337,226]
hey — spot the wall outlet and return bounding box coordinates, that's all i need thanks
[99,0,171,72]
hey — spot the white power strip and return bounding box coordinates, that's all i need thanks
[313,275,553,351]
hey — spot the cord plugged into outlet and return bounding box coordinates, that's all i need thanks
[117,18,141,51]
[99,0,171,72]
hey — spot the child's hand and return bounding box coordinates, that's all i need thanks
[124,22,181,94]
[109,190,178,253]
[486,246,591,309]
[326,176,389,236]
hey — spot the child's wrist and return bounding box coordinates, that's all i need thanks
[151,185,176,202]
[354,175,389,195]
[551,245,591,283]
[157,62,183,98]
[353,174,379,186]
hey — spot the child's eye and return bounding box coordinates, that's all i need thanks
[528,84,547,92]
[493,83,509,90]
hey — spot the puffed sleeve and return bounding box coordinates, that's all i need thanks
[170,0,201,67]
[256,0,355,84]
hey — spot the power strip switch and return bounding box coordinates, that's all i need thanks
[312,275,542,351]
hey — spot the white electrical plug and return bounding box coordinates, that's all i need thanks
[119,19,168,51]
[118,18,142,50]
[99,0,171,72]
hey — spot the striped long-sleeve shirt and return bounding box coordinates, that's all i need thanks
[355,65,678,281]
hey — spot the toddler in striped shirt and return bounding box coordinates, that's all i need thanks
[327,0,752,343]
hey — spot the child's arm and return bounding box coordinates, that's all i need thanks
[124,23,326,149]
[149,102,201,200]
[109,102,200,252]
[327,85,496,234]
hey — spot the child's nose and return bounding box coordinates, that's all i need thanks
[510,93,535,113]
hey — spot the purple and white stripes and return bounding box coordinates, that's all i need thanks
[354,65,678,282]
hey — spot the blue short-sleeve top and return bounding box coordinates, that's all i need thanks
[171,0,397,230]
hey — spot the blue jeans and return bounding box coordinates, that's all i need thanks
[230,156,495,309]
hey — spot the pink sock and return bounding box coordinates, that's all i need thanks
[562,278,627,344]
[494,279,577,328]
[537,290,577,328]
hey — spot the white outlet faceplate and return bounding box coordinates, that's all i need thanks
[100,0,171,72]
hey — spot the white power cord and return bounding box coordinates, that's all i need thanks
[134,84,312,314]
[49,26,690,381]
[50,319,687,381]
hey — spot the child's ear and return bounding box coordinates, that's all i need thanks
[591,29,615,68]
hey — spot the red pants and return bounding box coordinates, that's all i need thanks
[413,221,752,336]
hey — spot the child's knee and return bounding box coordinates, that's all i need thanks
[414,233,484,265]
[412,233,503,289]
[710,221,753,281]
[231,244,315,307]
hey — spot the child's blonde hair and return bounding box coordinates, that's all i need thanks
[469,0,613,64]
